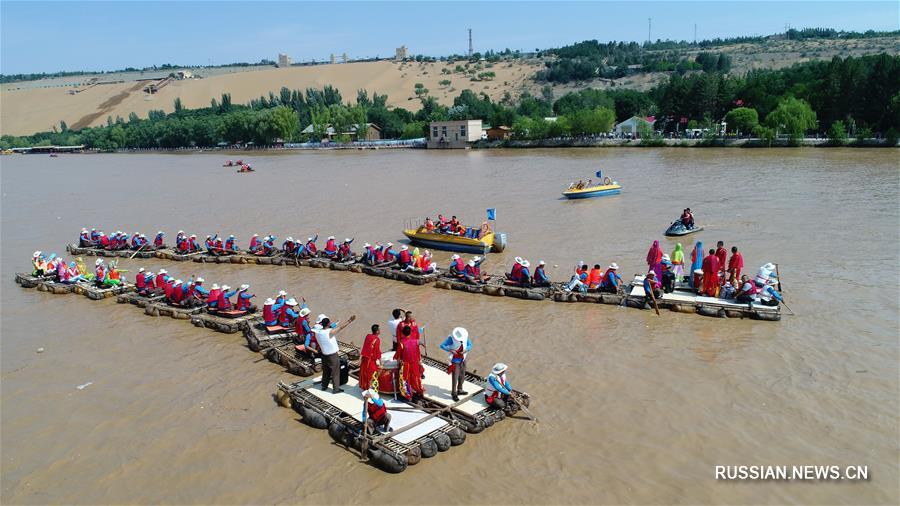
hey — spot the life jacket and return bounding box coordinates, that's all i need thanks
[339,243,350,256]
[91,231,99,241]
[99,235,110,249]
[236,291,252,310]
[135,273,145,289]
[421,257,432,271]
[464,264,476,277]
[587,268,602,286]
[306,241,317,254]
[95,265,105,280]
[451,258,464,273]
[144,274,155,290]
[214,239,223,252]
[155,273,167,287]
[283,240,294,253]
[205,238,215,250]
[600,268,617,287]
[324,239,336,253]
[374,248,384,263]
[216,290,230,309]
[366,398,387,422]
[382,248,393,262]
[170,284,183,303]
[425,220,434,231]
[249,237,260,250]
[263,303,276,324]
[510,262,523,280]
[484,373,508,401]
[225,239,236,251]
[80,231,90,242]
[534,266,547,282]
[294,315,311,340]
[739,280,759,297]
[398,250,412,266]
[207,288,221,306]
[154,234,164,247]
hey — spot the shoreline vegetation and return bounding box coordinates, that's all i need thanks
[3,49,898,152]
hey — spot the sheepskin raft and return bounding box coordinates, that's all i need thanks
[625,274,781,321]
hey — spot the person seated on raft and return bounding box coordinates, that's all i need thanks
[59,261,83,284]
[282,237,296,257]
[294,306,315,351]
[380,242,396,264]
[31,251,47,276]
[262,298,278,326]
[191,277,209,300]
[93,259,107,287]
[255,235,277,256]
[79,228,92,247]
[643,271,662,306]
[130,233,146,250]
[478,221,492,239]
[167,280,187,305]
[210,284,236,311]
[506,259,532,287]
[223,235,238,253]
[532,260,550,287]
[506,257,524,283]
[485,363,516,413]
[153,231,166,250]
[563,261,589,292]
[322,236,338,258]
[586,264,604,290]
[396,245,413,270]
[757,281,783,307]
[361,389,392,433]
[660,255,676,294]
[248,234,261,254]
[361,243,376,265]
[134,267,148,293]
[277,298,302,327]
[205,235,218,255]
[97,232,110,250]
[299,235,318,258]
[598,263,622,293]
[448,254,465,278]
[719,278,737,300]
[177,278,204,308]
[424,217,435,232]
[463,257,486,284]
[411,250,437,274]
[336,238,355,262]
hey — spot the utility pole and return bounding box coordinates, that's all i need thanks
[648,17,652,45]
[468,28,473,58]
[694,23,697,44]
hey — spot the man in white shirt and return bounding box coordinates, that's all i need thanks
[315,314,356,394]
[387,308,403,351]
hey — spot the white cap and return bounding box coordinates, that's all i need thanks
[252,233,258,237]
[307,237,314,242]
[492,363,508,375]
[158,231,164,234]
[363,388,379,399]
[196,277,204,282]
[33,251,41,257]
[387,242,393,247]
[401,245,408,251]
[521,260,530,267]
[286,298,298,306]
[344,238,351,242]
[95,259,103,265]
[328,236,335,240]
[451,254,460,260]
[468,260,475,267]
[646,271,656,277]
[264,298,275,305]
[138,267,145,273]
[514,256,523,264]
[316,314,328,324]
[239,284,249,290]
[299,307,311,317]
[452,327,468,343]
[286,236,293,241]
[763,262,776,271]
[364,243,371,248]
[174,279,183,285]
[178,230,184,234]
[206,235,211,239]
[609,263,619,270]
[661,254,670,262]
[221,284,230,290]
[278,290,287,296]
[539,260,545,265]
[473,256,481,262]
[159,269,167,274]
[212,283,220,290]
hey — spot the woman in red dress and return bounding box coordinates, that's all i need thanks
[358,324,382,390]
[394,325,424,400]
[701,248,720,297]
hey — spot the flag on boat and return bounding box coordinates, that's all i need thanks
[595,170,602,178]
[486,208,496,220]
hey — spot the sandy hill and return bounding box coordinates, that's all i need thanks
[2,36,897,137]
[0,60,545,136]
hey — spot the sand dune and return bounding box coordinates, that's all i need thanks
[1,60,545,136]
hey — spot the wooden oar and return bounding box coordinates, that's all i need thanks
[129,243,147,259]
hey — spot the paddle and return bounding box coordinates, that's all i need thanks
[513,393,538,423]
[647,278,660,315]
[129,243,146,259]
[773,263,794,315]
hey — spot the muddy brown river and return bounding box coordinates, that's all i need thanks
[1,148,898,505]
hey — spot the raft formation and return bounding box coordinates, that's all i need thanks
[65,224,784,320]
[15,261,530,474]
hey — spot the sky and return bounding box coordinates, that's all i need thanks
[1,1,898,75]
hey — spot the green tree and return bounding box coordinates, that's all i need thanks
[766,97,817,143]
[826,120,847,145]
[174,97,183,113]
[723,107,759,135]
[271,106,299,141]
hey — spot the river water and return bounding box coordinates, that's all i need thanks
[1,148,898,505]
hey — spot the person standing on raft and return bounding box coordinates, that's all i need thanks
[727,246,744,284]
[362,389,391,433]
[358,324,382,390]
[701,248,720,296]
[440,327,472,401]
[646,240,663,282]
[394,325,425,400]
[715,241,728,281]
[670,243,685,280]
[316,314,356,394]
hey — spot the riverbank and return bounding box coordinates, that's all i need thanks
[473,137,898,148]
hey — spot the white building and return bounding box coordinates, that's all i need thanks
[277,53,292,67]
[427,120,482,149]
[614,116,655,135]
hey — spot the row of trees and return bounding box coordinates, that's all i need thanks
[2,53,897,150]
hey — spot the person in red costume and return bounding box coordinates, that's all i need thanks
[394,325,424,400]
[701,248,720,297]
[358,324,382,390]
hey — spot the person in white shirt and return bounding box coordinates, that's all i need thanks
[315,314,356,394]
[387,308,404,351]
